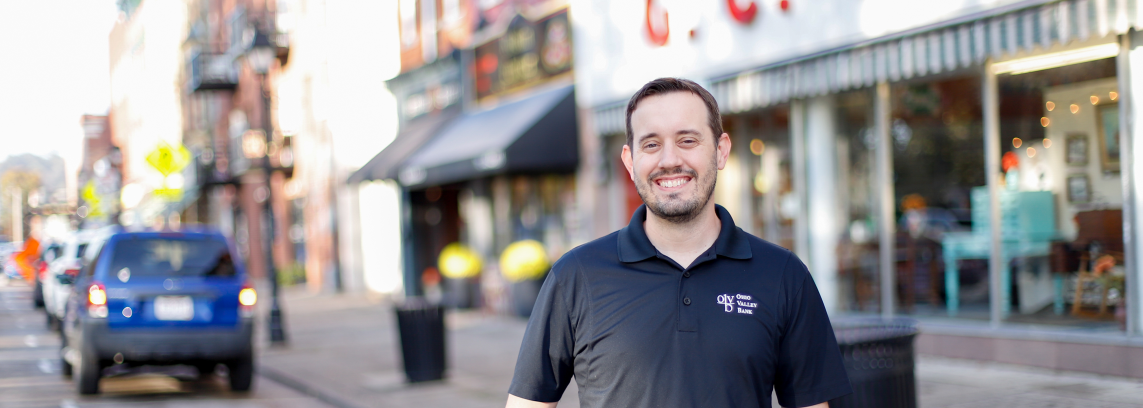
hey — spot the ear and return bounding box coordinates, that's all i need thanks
[621,144,635,181]
[715,133,732,170]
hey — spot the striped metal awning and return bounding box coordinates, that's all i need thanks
[594,0,1137,136]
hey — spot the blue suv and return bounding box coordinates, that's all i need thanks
[60,229,257,394]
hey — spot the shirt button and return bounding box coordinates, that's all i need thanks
[683,272,691,278]
[683,297,691,305]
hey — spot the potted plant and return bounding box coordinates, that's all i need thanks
[438,243,483,309]
[500,240,550,317]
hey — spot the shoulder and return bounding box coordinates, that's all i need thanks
[556,231,621,268]
[738,231,812,290]
[547,231,620,281]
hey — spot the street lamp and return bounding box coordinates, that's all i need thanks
[245,27,286,344]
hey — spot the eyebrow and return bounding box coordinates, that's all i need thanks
[636,129,703,144]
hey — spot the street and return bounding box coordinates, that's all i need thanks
[0,279,330,408]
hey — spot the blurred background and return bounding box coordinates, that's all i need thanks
[3,0,1143,406]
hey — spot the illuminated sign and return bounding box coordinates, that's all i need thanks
[475,9,572,101]
[644,0,790,46]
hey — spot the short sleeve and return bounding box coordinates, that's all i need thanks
[507,255,578,402]
[774,255,852,407]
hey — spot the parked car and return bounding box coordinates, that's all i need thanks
[60,228,255,394]
[43,229,111,330]
[32,242,62,308]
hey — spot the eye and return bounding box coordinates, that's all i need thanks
[679,138,698,147]
[642,142,660,151]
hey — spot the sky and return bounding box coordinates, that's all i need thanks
[0,0,119,164]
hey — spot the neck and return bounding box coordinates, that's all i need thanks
[644,203,721,268]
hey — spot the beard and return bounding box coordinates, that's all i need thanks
[633,157,718,224]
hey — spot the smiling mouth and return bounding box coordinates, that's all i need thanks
[656,177,691,189]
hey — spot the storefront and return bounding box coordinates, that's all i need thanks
[353,2,580,315]
[575,0,1143,376]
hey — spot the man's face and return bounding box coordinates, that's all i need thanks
[623,92,731,224]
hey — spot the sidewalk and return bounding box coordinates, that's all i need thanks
[258,289,1143,408]
[256,288,570,408]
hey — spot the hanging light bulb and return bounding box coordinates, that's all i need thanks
[1012,138,1023,148]
[1110,91,1119,101]
[1045,101,1055,111]
[1070,104,1080,114]
[1091,95,1100,105]
[1041,117,1050,127]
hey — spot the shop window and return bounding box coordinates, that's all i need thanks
[891,76,989,319]
[997,57,1125,331]
[738,106,796,251]
[834,91,881,313]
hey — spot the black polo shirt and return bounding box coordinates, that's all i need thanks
[509,204,851,407]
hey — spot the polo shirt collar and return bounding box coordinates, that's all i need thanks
[617,204,753,263]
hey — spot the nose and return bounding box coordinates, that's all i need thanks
[657,142,684,169]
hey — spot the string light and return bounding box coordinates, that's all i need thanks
[1045,101,1055,111]
[1027,147,1037,158]
[1043,138,1052,148]
[750,139,765,155]
[1110,91,1119,101]
[1012,138,1023,148]
[1070,104,1080,114]
[1091,95,1100,105]
[1041,117,1050,127]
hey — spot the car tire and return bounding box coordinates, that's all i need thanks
[76,345,101,394]
[33,281,44,308]
[226,353,254,392]
[60,336,72,378]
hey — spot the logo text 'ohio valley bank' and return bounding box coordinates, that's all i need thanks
[717,294,758,315]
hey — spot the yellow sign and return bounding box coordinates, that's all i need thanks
[145,142,192,176]
[81,181,104,217]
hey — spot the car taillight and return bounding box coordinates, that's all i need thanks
[87,283,108,318]
[239,284,256,318]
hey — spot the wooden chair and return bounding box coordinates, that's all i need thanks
[1070,252,1122,317]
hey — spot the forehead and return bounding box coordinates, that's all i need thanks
[630,91,710,137]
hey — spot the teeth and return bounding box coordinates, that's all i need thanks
[660,178,686,188]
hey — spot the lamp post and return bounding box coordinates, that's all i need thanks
[245,28,286,344]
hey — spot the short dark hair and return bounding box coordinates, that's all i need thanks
[625,77,724,152]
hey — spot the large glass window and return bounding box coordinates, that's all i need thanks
[737,106,797,250]
[997,57,1125,331]
[834,91,881,312]
[891,76,989,319]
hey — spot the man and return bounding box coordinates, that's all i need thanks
[507,78,851,408]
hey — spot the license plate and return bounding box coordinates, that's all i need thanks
[154,296,194,321]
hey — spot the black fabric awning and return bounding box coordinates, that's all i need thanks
[396,85,578,187]
[348,106,462,184]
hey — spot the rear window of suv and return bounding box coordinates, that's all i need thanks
[108,238,236,278]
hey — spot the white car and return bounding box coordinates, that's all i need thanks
[42,228,116,329]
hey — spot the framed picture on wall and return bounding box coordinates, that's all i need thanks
[1095,102,1120,172]
[1067,174,1091,203]
[1065,133,1088,166]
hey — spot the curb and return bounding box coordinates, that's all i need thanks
[258,364,365,408]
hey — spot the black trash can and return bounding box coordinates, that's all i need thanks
[394,300,447,383]
[830,318,919,408]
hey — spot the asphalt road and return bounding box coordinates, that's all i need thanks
[0,278,330,408]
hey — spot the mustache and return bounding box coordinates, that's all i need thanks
[647,167,698,182]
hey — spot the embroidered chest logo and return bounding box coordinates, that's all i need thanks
[716,294,757,315]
